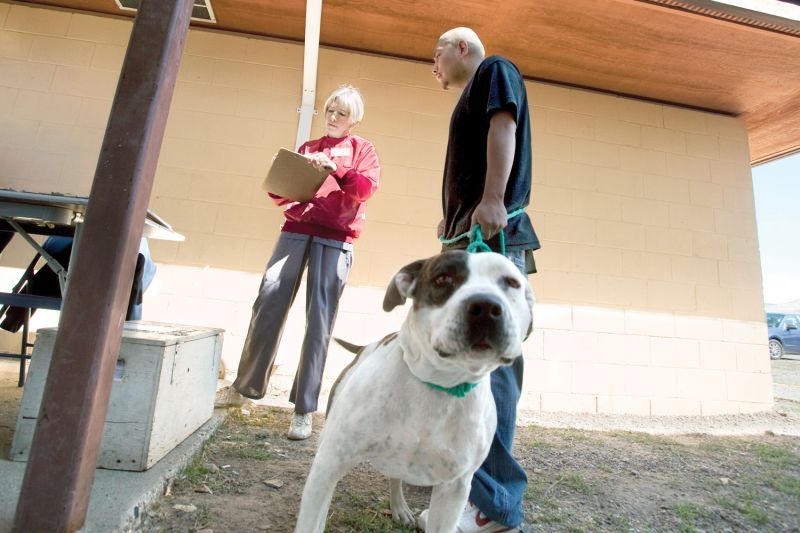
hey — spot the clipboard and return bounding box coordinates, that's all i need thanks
[261,148,331,202]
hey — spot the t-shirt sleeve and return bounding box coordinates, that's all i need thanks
[483,60,522,122]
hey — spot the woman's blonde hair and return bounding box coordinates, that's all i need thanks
[324,84,365,126]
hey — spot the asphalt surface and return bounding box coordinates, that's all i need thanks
[773,353,800,403]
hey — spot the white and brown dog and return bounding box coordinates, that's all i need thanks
[294,250,534,533]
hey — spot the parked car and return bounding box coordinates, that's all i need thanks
[767,312,800,359]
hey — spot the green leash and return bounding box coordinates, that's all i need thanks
[426,206,527,397]
[438,207,526,255]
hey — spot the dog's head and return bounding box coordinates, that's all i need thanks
[384,250,534,384]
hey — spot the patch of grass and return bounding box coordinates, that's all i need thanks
[524,482,543,501]
[596,461,613,474]
[697,439,729,455]
[192,502,211,530]
[562,472,591,494]
[738,501,769,525]
[608,514,631,529]
[674,502,705,532]
[531,500,568,525]
[522,438,550,451]
[327,491,415,532]
[767,474,800,501]
[750,442,796,468]
[557,430,601,445]
[612,431,681,449]
[526,471,591,500]
[223,439,273,460]
[182,453,211,485]
[716,494,769,526]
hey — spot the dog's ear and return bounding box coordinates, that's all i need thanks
[523,280,535,340]
[383,258,426,311]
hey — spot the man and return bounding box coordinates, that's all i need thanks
[424,27,539,532]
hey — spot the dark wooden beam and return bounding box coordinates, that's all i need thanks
[13,0,194,531]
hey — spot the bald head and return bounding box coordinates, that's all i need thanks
[432,27,486,89]
[438,27,485,60]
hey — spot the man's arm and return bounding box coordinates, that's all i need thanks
[471,110,516,239]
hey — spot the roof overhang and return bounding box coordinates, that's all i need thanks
[18,0,800,165]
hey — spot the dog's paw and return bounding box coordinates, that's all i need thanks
[391,504,416,527]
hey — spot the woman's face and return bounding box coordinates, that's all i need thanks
[325,101,353,138]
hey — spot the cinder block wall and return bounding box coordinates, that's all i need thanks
[0,2,771,415]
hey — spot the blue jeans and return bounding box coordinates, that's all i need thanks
[469,249,528,527]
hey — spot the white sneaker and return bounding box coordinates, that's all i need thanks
[417,501,524,532]
[214,386,248,408]
[286,413,313,440]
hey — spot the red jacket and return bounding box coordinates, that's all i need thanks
[269,135,380,243]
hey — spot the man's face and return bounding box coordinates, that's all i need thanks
[432,41,460,90]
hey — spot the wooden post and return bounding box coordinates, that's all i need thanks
[13,0,193,530]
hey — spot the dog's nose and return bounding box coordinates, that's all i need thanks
[465,295,503,325]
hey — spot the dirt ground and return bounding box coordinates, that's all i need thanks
[140,403,800,533]
[2,359,799,532]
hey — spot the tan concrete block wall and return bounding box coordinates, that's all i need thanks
[530,84,764,323]
[0,4,772,416]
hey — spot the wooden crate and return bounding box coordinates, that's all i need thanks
[10,321,223,471]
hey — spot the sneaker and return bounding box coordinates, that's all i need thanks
[214,385,249,408]
[287,413,313,440]
[417,501,524,532]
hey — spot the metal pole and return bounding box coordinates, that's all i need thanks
[13,0,194,530]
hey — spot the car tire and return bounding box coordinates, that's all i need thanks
[769,339,784,360]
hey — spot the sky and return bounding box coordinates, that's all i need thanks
[752,153,800,305]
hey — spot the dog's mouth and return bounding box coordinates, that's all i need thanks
[435,340,500,355]
[472,340,493,351]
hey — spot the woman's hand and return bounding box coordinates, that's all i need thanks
[306,152,337,173]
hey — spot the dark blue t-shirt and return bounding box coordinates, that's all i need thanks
[441,55,539,253]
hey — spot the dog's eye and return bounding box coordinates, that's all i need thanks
[434,273,453,287]
[502,276,521,289]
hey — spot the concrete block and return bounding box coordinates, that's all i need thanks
[572,305,626,333]
[691,231,727,260]
[614,97,662,126]
[29,35,93,67]
[663,106,708,134]
[640,125,686,154]
[650,337,700,368]
[669,204,715,232]
[651,397,701,416]
[572,138,620,168]
[541,392,597,414]
[594,117,640,146]
[6,4,71,36]
[572,190,621,221]
[67,11,131,44]
[620,146,666,175]
[665,153,710,181]
[597,220,647,250]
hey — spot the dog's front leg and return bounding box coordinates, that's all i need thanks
[389,478,415,526]
[424,475,471,533]
[294,447,353,533]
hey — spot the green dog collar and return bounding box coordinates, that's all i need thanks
[424,381,479,398]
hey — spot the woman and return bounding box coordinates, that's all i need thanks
[230,85,380,440]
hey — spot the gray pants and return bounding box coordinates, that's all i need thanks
[233,232,352,413]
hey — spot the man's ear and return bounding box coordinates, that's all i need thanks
[382,258,427,312]
[458,40,469,57]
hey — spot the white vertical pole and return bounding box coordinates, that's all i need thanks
[296,0,322,150]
